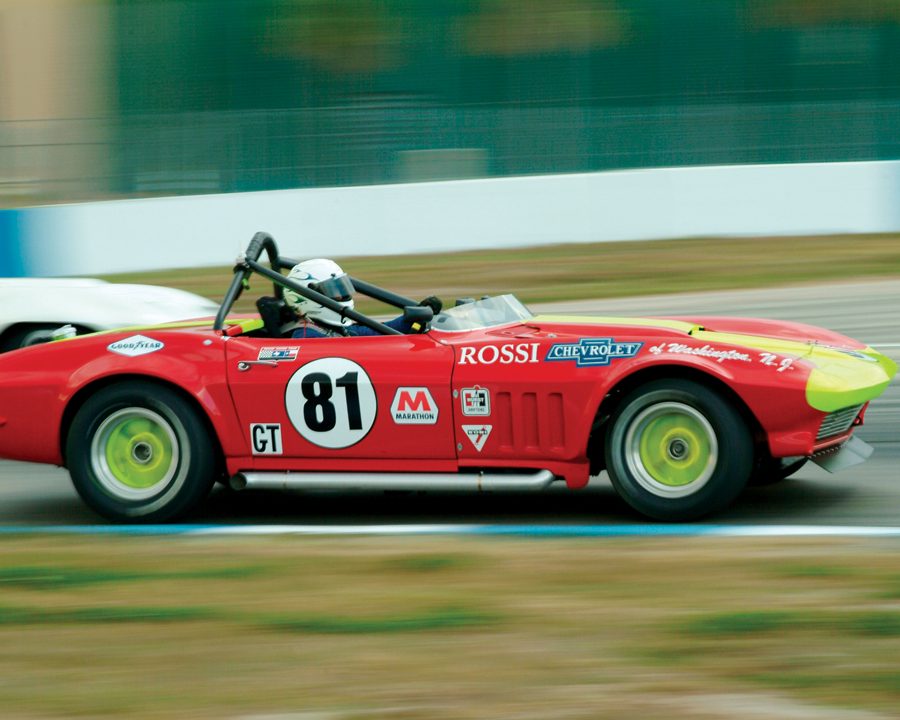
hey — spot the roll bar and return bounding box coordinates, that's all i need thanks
[214,232,418,335]
[349,276,418,310]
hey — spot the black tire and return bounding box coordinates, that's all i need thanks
[748,456,808,486]
[604,379,753,521]
[66,382,217,522]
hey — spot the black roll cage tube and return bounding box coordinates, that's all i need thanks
[213,231,420,336]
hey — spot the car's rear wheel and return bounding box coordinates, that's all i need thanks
[605,378,752,521]
[66,382,217,522]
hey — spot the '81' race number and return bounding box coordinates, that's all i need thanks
[285,358,377,448]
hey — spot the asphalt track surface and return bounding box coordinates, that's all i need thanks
[0,279,897,528]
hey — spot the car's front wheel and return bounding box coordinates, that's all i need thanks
[604,379,752,521]
[66,382,217,522]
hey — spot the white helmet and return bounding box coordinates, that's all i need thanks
[283,258,355,329]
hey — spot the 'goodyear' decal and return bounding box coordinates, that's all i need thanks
[107,335,164,357]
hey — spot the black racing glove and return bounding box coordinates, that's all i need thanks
[418,295,443,315]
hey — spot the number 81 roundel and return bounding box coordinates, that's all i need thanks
[285,357,377,448]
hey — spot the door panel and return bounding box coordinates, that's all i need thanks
[225,334,456,463]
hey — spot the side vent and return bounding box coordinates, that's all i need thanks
[494,391,567,455]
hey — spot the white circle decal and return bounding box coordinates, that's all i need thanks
[285,357,377,449]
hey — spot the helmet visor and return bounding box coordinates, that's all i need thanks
[309,274,354,302]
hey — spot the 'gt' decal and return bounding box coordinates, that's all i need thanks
[545,338,642,367]
[285,358,377,449]
[250,423,282,455]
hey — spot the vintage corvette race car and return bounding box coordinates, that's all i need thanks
[0,278,219,351]
[0,232,895,522]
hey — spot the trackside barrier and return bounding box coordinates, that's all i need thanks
[3,160,900,277]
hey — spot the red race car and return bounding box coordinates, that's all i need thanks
[0,232,895,522]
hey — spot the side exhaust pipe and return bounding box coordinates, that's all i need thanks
[230,469,558,493]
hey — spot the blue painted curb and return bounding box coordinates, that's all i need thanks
[2,524,900,537]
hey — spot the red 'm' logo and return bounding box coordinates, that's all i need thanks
[397,390,432,412]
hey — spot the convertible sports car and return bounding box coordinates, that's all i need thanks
[0,232,894,522]
[0,278,220,351]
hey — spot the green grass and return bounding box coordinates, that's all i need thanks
[2,536,900,718]
[876,577,900,600]
[771,564,860,579]
[0,566,147,589]
[261,607,496,635]
[680,610,900,637]
[381,553,476,573]
[0,604,492,632]
[0,564,262,589]
[0,605,218,625]
[755,671,900,694]
[682,610,798,635]
[102,233,900,314]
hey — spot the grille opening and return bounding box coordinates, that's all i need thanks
[817,404,863,442]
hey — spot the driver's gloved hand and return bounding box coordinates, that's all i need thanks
[418,296,443,315]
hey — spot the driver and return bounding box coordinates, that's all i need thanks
[283,259,442,338]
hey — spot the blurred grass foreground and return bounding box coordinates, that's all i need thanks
[1,535,899,718]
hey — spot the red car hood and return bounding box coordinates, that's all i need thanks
[529,313,867,349]
[666,315,868,349]
[527,313,896,413]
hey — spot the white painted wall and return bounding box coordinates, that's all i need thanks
[16,160,900,276]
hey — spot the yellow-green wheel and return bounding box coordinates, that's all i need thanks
[605,379,752,521]
[92,408,181,499]
[626,402,717,497]
[67,382,218,522]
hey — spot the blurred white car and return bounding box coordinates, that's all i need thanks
[0,278,219,352]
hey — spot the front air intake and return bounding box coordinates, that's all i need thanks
[816,404,863,442]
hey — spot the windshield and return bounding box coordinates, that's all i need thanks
[431,294,534,332]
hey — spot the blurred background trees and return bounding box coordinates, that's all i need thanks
[2,0,899,206]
